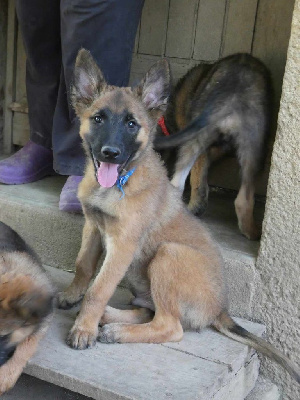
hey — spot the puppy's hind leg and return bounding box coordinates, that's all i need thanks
[57,219,102,309]
[98,245,184,344]
[100,306,154,326]
[98,312,183,344]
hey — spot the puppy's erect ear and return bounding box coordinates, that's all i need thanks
[72,48,107,115]
[135,59,171,111]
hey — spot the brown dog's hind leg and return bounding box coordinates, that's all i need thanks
[171,142,201,194]
[235,182,260,240]
[57,219,102,309]
[234,133,264,240]
[188,154,209,215]
[100,306,154,326]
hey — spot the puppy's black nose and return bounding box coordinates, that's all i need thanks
[101,146,121,160]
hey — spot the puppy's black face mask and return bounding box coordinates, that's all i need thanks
[86,107,141,188]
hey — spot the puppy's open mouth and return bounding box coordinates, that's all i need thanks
[90,151,132,188]
[94,160,120,188]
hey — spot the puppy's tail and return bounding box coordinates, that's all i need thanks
[213,311,300,384]
[154,111,212,150]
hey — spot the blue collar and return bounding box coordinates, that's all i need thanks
[116,167,136,199]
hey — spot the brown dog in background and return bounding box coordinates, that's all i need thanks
[0,222,54,394]
[155,54,272,240]
[57,49,299,383]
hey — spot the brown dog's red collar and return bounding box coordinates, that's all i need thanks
[158,116,170,136]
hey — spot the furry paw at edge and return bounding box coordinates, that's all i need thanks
[56,291,83,310]
[67,326,97,350]
[97,324,122,344]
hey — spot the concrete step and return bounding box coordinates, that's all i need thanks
[0,173,264,318]
[4,266,265,400]
[245,376,281,400]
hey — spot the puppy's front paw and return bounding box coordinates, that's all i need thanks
[56,291,83,310]
[67,326,97,350]
[97,324,122,344]
[0,365,20,394]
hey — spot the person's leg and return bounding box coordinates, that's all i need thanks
[57,0,144,211]
[0,0,61,184]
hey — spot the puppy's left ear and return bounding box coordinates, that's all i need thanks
[72,48,107,115]
[135,59,171,111]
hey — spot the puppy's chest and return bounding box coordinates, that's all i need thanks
[83,185,123,216]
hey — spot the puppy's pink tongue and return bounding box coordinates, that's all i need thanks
[97,162,119,187]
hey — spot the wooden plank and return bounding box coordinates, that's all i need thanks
[129,54,198,86]
[165,0,198,59]
[252,0,294,100]
[133,22,141,54]
[12,112,30,146]
[193,0,226,61]
[12,21,29,146]
[3,0,17,154]
[138,0,169,56]
[9,102,28,113]
[222,0,258,56]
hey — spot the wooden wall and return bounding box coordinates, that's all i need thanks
[4,0,295,194]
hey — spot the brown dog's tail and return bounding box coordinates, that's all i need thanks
[213,311,300,384]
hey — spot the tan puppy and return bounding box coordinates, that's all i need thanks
[0,222,54,394]
[57,49,299,383]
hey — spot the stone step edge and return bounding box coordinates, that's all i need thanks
[245,376,281,400]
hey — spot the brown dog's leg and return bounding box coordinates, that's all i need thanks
[57,219,102,309]
[100,306,154,325]
[67,240,136,350]
[234,182,260,240]
[98,312,183,344]
[0,327,46,394]
[235,141,262,240]
[188,154,209,215]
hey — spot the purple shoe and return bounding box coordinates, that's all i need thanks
[0,141,55,184]
[59,175,83,213]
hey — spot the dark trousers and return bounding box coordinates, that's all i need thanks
[15,0,144,175]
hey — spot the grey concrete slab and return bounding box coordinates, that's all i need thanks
[20,266,263,400]
[162,319,265,376]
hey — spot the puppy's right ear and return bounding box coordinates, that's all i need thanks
[72,48,107,115]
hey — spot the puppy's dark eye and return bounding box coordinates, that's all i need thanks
[94,115,103,123]
[127,120,136,129]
